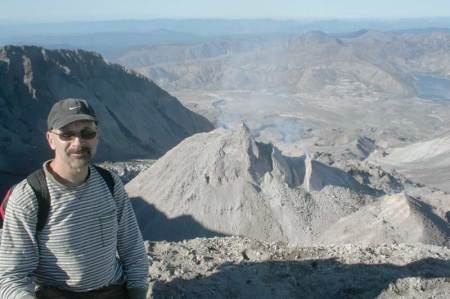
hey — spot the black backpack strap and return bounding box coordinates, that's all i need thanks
[94,166,115,196]
[27,169,50,232]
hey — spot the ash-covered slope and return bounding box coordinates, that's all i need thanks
[370,133,450,192]
[0,45,213,183]
[374,133,450,165]
[318,192,449,246]
[126,124,448,245]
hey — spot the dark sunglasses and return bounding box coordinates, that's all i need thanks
[52,129,97,141]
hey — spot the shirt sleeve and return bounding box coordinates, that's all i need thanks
[112,174,149,293]
[0,182,39,299]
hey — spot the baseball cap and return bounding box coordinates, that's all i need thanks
[47,98,97,130]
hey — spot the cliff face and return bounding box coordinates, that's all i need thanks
[0,45,213,185]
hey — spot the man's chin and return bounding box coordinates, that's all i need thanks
[69,157,91,169]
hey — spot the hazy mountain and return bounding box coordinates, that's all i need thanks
[125,30,448,96]
[0,45,213,192]
[115,30,450,99]
[351,30,450,77]
[116,37,285,69]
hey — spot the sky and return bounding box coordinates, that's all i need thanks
[2,0,450,23]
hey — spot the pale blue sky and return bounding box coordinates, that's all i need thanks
[2,0,450,23]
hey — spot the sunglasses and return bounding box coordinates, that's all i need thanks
[52,129,97,141]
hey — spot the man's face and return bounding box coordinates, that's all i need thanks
[46,120,99,171]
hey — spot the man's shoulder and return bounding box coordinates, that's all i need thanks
[8,178,39,211]
[12,178,35,197]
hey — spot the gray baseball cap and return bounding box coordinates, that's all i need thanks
[47,98,97,130]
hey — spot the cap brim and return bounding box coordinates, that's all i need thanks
[53,114,97,130]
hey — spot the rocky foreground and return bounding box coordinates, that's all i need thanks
[146,236,450,299]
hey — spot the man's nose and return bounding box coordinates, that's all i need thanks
[70,136,85,145]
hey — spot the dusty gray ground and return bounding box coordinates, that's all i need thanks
[147,236,450,299]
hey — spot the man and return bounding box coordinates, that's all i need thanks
[0,98,149,299]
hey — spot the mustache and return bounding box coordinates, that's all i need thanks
[67,147,91,155]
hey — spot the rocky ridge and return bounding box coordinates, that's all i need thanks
[126,124,449,246]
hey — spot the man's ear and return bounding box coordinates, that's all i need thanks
[46,131,56,150]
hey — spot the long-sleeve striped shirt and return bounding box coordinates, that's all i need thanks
[0,162,149,299]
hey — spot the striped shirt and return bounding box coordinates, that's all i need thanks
[0,162,149,299]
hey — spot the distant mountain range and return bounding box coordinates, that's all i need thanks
[118,30,450,96]
[0,45,213,192]
[0,30,206,62]
[3,18,450,62]
[3,18,450,38]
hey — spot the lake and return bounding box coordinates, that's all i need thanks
[415,74,450,101]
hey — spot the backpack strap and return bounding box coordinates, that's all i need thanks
[94,166,115,196]
[27,169,50,232]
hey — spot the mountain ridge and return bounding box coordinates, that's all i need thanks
[0,45,213,192]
